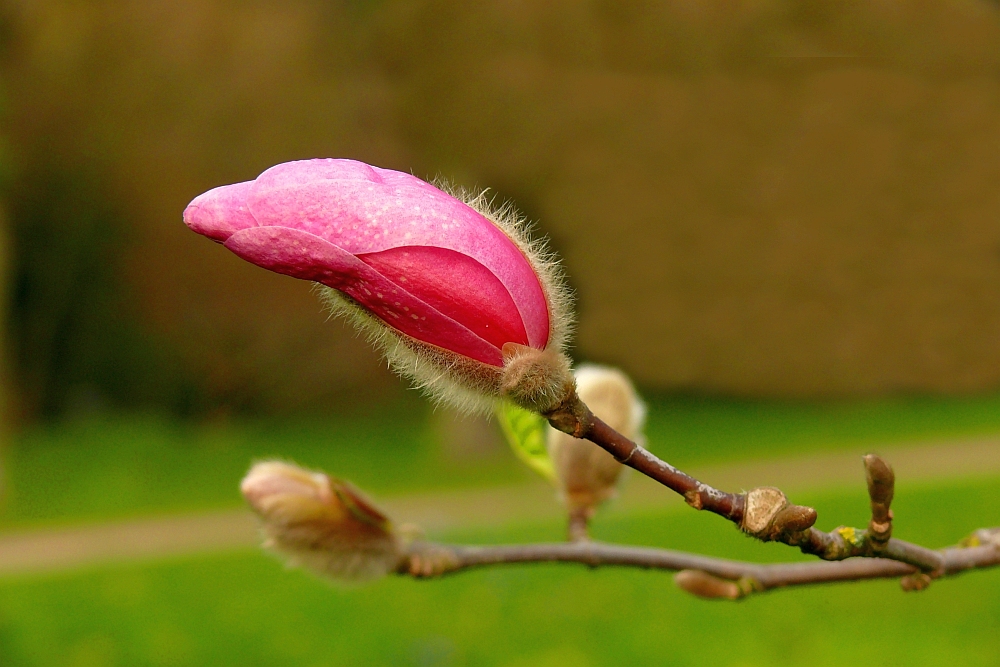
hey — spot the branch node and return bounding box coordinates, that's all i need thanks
[740,487,817,541]
[961,527,1000,549]
[402,543,461,578]
[736,576,765,598]
[863,454,895,552]
[900,572,933,592]
[684,489,704,510]
[540,382,592,438]
[741,487,786,538]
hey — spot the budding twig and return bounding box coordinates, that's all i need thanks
[545,395,963,576]
[398,529,1000,599]
[244,459,1000,599]
[761,456,943,572]
[545,394,819,540]
[864,453,894,552]
[546,394,746,522]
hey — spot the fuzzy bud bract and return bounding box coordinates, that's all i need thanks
[184,159,572,413]
[241,460,401,582]
[547,364,646,514]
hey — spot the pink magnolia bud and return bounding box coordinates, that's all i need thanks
[184,159,571,413]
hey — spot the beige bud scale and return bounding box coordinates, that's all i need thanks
[546,364,646,516]
[241,461,402,583]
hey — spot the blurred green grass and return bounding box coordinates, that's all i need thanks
[0,476,997,667]
[5,392,1000,528]
[0,403,533,529]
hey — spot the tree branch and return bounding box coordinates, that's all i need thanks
[399,528,1000,599]
[545,397,735,520]
[243,457,997,598]
[545,395,947,574]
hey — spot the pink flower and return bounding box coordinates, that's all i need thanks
[184,159,551,367]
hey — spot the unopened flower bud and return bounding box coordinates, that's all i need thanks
[241,460,401,582]
[546,364,646,515]
[674,570,743,600]
[501,343,575,414]
[184,160,572,414]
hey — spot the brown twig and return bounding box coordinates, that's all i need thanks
[546,394,818,543]
[567,506,592,543]
[247,458,997,597]
[545,395,749,522]
[399,528,1000,599]
[546,396,953,575]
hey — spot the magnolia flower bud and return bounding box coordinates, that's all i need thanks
[184,159,572,414]
[241,460,401,582]
[547,364,646,515]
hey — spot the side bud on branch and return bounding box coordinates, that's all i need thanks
[547,365,646,540]
[184,159,573,414]
[241,461,402,582]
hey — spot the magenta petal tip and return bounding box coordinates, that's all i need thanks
[183,181,257,242]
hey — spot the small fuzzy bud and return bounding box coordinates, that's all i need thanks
[863,454,895,508]
[772,504,819,533]
[900,572,933,592]
[500,343,575,414]
[740,487,817,541]
[241,461,401,582]
[674,570,742,600]
[184,159,573,415]
[546,364,646,516]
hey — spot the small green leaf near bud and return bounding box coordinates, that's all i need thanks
[497,400,556,482]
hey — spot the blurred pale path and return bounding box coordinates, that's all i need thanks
[1,435,998,576]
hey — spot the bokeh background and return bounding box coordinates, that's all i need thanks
[1,1,999,666]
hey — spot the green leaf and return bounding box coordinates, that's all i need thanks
[496,401,556,482]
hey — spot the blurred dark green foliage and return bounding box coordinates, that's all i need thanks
[7,168,193,419]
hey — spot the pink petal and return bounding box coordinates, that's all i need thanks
[358,246,529,351]
[224,226,504,365]
[182,181,257,242]
[254,159,383,191]
[247,160,550,348]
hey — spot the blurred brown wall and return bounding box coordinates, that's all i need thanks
[3,0,1000,416]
